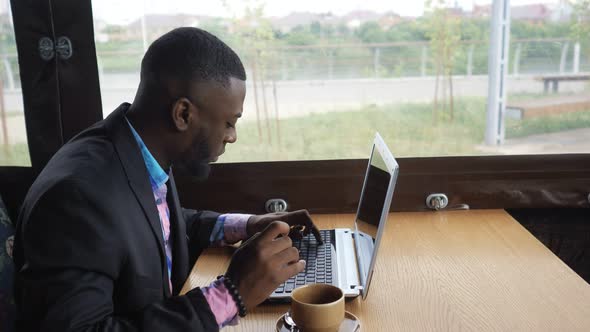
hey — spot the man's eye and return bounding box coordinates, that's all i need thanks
[226,122,235,129]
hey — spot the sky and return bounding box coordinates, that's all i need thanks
[89,0,562,24]
[0,1,563,24]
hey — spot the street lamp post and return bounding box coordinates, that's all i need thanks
[485,0,511,146]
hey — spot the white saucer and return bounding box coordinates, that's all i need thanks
[275,311,360,332]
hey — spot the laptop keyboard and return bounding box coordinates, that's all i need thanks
[274,229,336,294]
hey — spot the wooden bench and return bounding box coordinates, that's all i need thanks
[506,95,590,119]
[536,74,590,93]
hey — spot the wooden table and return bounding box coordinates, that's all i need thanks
[181,210,590,331]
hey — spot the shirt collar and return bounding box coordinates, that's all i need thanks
[125,118,169,189]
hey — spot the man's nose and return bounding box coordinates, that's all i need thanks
[225,131,237,144]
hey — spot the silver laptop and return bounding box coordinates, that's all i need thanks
[270,133,399,300]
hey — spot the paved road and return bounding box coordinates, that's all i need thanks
[3,74,588,120]
[94,74,587,121]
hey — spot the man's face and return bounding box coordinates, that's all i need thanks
[176,77,246,178]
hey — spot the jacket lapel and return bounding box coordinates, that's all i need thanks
[167,171,189,295]
[104,104,170,297]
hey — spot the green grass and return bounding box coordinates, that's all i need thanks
[506,110,590,138]
[219,95,590,162]
[0,94,587,165]
[98,55,142,73]
[219,98,489,162]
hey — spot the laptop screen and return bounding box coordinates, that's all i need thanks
[353,134,398,299]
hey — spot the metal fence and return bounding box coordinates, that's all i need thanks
[0,38,587,91]
[90,38,589,82]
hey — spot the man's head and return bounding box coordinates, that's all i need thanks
[128,27,246,178]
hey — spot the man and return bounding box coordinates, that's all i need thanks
[13,27,321,331]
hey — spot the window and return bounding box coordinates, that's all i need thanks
[0,3,30,166]
[91,1,589,163]
[85,1,590,212]
[504,1,590,155]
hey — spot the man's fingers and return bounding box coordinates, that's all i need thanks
[286,210,323,245]
[252,222,293,256]
[265,210,323,244]
[297,210,323,244]
[282,260,306,279]
[274,247,300,266]
[289,227,304,240]
[310,224,323,245]
[271,233,294,253]
[258,221,290,243]
[241,230,261,247]
[290,224,303,234]
[288,210,308,221]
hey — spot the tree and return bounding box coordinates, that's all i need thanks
[570,0,590,52]
[356,22,387,43]
[425,0,462,122]
[221,0,280,144]
[284,26,316,46]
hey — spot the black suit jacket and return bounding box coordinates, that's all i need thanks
[14,103,222,331]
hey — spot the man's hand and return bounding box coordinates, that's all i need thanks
[225,221,305,310]
[247,210,322,244]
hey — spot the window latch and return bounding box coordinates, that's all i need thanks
[38,37,54,61]
[38,36,73,61]
[55,36,73,60]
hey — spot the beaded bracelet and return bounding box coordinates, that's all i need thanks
[217,275,247,317]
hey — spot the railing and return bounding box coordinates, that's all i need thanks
[88,38,589,81]
[0,38,587,89]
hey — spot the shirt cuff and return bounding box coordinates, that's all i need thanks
[222,213,252,244]
[201,278,239,328]
[209,215,227,245]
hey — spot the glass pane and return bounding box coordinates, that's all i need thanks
[93,1,589,161]
[0,3,30,166]
[503,1,590,155]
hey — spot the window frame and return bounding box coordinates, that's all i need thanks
[9,0,102,170]
[175,156,590,214]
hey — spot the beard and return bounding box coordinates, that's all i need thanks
[174,136,213,181]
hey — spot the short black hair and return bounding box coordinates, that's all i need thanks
[140,27,246,90]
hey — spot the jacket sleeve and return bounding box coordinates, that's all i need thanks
[14,180,219,332]
[182,208,221,265]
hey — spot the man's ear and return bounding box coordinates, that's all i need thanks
[170,98,197,132]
